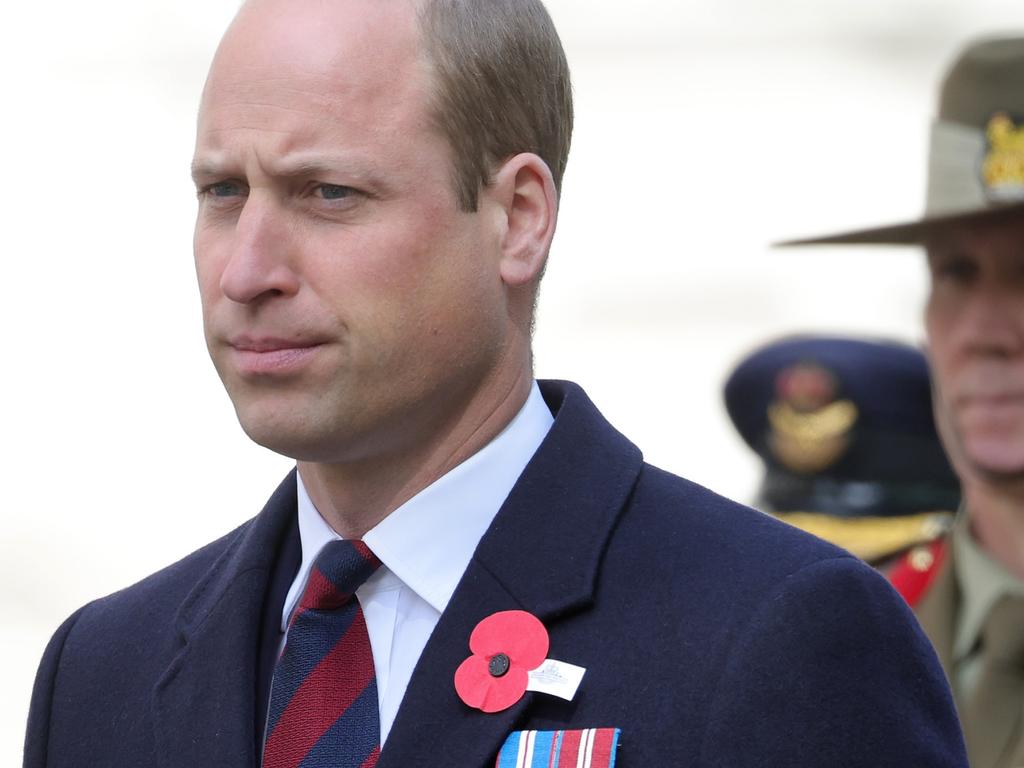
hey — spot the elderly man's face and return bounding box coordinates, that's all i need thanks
[192,0,512,464]
[925,216,1024,483]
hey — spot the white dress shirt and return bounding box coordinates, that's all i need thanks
[279,382,553,744]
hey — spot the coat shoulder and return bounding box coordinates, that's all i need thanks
[70,520,253,638]
[624,462,857,578]
[24,520,257,768]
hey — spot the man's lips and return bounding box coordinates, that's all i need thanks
[955,393,1024,428]
[226,336,326,375]
[957,392,1024,407]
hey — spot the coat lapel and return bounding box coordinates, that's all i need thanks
[152,471,298,768]
[379,381,644,768]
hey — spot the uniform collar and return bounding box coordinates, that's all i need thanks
[281,381,553,629]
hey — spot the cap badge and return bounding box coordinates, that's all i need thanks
[767,362,858,473]
[982,112,1024,202]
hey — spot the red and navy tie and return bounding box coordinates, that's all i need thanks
[263,539,383,768]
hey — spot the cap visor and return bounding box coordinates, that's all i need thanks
[775,201,1024,246]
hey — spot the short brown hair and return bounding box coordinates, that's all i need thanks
[418,0,574,212]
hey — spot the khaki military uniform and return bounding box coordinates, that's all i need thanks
[893,517,1024,768]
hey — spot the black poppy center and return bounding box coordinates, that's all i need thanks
[488,653,511,677]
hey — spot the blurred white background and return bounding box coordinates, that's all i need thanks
[3,0,1021,762]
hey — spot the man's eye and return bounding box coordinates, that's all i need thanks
[205,181,245,198]
[941,259,978,282]
[315,184,355,201]
[929,252,978,284]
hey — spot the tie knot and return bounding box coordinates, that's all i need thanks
[981,594,1024,667]
[300,539,382,612]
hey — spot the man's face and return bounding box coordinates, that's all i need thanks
[925,215,1024,484]
[193,0,514,464]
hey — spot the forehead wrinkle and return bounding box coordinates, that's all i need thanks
[201,67,413,143]
[199,91,338,136]
[206,73,338,107]
[268,153,376,179]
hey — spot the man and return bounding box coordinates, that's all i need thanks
[784,36,1024,768]
[24,1,965,766]
[724,334,959,568]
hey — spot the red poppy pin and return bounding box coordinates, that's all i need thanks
[454,610,586,713]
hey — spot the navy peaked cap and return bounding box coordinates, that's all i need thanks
[724,335,960,518]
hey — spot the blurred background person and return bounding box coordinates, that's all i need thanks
[784,36,1024,768]
[724,335,959,570]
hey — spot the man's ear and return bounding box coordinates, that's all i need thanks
[488,153,558,287]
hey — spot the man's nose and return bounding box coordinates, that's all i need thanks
[219,197,300,305]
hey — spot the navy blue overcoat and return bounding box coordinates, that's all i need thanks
[25,381,967,766]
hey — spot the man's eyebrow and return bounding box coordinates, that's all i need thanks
[190,159,228,183]
[190,155,381,184]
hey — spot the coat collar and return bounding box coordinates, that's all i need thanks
[152,471,298,768]
[473,380,642,618]
[378,380,643,768]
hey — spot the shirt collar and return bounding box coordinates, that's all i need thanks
[282,381,553,630]
[952,509,1024,661]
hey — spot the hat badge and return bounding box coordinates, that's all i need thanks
[767,362,858,474]
[982,112,1024,202]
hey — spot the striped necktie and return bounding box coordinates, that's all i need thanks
[263,539,383,768]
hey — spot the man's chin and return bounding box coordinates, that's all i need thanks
[962,438,1024,486]
[238,421,304,460]
[233,405,326,462]
[235,409,374,464]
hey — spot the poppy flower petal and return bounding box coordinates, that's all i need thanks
[469,610,549,669]
[454,654,493,710]
[478,667,529,713]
